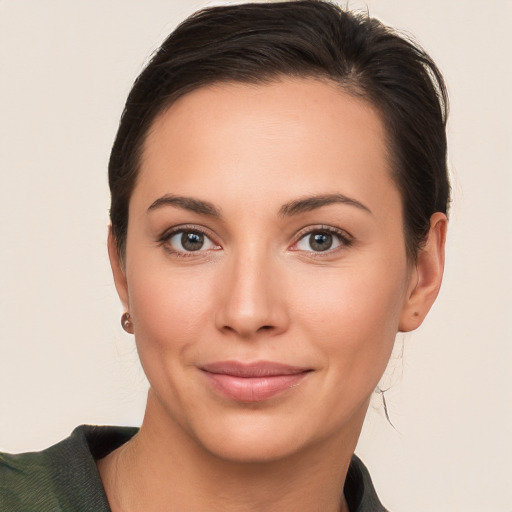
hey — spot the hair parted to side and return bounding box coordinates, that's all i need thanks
[109,0,449,261]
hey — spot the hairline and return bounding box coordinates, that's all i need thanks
[116,73,411,263]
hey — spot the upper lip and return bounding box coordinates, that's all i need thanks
[199,361,311,378]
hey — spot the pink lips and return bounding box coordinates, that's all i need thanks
[200,361,311,402]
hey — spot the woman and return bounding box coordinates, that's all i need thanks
[0,1,448,511]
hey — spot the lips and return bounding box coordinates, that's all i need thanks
[200,361,311,402]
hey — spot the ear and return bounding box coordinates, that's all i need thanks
[108,226,129,310]
[399,212,447,332]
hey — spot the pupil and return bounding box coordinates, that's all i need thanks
[182,232,204,251]
[310,232,332,251]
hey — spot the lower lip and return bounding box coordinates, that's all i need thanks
[202,372,309,402]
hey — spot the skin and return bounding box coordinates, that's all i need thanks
[99,77,446,512]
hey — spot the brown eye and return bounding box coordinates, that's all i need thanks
[308,232,333,251]
[181,232,204,251]
[294,228,349,253]
[165,229,218,254]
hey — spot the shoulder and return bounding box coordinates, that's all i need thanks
[345,454,389,512]
[0,425,138,512]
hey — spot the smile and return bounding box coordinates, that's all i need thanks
[199,361,312,402]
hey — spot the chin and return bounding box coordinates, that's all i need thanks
[198,421,314,464]
[176,401,365,466]
[145,367,373,466]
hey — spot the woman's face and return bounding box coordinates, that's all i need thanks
[113,78,418,462]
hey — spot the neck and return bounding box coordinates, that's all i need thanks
[98,390,366,512]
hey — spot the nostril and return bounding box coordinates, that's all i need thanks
[258,325,273,331]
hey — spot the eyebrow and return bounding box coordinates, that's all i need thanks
[147,194,221,217]
[147,192,371,218]
[279,193,372,216]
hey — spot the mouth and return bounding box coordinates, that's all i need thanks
[199,361,312,402]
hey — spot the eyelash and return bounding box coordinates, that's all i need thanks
[291,225,353,256]
[157,224,353,258]
[157,225,220,258]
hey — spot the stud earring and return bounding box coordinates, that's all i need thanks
[121,312,134,334]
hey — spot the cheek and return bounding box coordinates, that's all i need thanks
[291,261,409,379]
[127,261,217,360]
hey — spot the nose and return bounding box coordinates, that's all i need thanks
[214,249,289,339]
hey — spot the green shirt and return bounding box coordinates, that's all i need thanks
[0,425,388,511]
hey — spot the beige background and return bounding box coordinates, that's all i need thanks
[0,1,511,510]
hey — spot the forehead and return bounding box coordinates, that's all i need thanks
[135,77,399,216]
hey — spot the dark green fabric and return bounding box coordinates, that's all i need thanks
[0,426,136,512]
[0,425,387,511]
[345,453,389,512]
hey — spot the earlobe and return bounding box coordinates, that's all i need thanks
[399,212,447,332]
[107,227,129,309]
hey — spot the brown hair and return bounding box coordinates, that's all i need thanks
[109,0,449,260]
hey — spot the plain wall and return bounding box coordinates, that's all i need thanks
[0,1,511,510]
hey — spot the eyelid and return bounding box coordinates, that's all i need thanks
[157,224,221,255]
[156,223,352,256]
[289,225,353,253]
